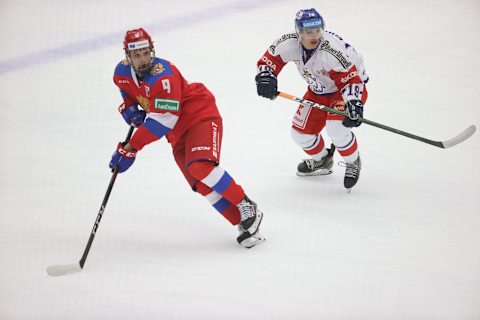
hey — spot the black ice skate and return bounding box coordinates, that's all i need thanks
[342,155,362,193]
[296,144,336,177]
[236,196,265,248]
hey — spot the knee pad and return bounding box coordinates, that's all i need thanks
[193,180,212,196]
[326,120,353,148]
[291,128,320,149]
[187,160,217,181]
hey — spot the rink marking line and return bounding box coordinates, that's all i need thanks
[0,0,288,75]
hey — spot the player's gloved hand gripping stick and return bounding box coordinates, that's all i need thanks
[46,126,135,276]
[278,91,476,149]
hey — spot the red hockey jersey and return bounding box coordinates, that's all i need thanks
[113,57,221,149]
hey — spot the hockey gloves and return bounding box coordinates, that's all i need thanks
[119,104,146,127]
[342,99,364,128]
[109,142,137,173]
[255,66,278,100]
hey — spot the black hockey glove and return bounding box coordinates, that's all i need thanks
[342,99,364,127]
[255,67,278,99]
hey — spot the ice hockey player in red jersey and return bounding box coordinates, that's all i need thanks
[255,8,369,191]
[110,28,264,248]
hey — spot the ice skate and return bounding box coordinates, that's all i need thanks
[342,155,362,193]
[236,196,265,248]
[296,145,335,177]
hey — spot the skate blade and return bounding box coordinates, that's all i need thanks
[346,188,352,193]
[241,234,266,249]
[296,169,333,177]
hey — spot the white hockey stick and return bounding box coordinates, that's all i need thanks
[47,263,82,276]
[441,125,476,148]
[278,92,476,149]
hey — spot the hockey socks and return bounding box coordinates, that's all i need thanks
[188,161,245,205]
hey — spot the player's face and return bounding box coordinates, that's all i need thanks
[299,27,323,49]
[129,47,153,71]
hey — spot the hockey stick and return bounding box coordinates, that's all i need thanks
[278,92,476,149]
[47,126,135,276]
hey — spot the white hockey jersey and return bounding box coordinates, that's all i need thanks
[257,31,368,102]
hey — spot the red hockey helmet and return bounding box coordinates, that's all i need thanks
[123,28,155,76]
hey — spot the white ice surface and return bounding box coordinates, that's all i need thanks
[1,1,479,319]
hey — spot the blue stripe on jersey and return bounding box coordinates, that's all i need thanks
[213,197,231,214]
[212,172,233,194]
[144,118,171,139]
[114,61,132,78]
[144,58,174,86]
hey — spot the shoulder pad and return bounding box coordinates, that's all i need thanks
[319,40,353,70]
[148,58,173,77]
[268,33,298,55]
[114,59,132,78]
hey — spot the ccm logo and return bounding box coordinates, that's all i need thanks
[118,149,136,158]
[191,146,211,152]
[261,56,277,71]
[341,71,358,83]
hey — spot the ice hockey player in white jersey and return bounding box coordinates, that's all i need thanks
[255,8,369,191]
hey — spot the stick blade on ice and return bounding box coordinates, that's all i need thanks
[47,263,82,276]
[442,125,476,148]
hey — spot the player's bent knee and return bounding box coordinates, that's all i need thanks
[291,128,319,149]
[187,160,217,181]
[193,181,212,196]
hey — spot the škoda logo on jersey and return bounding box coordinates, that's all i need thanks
[341,71,358,83]
[154,99,180,112]
[260,56,277,71]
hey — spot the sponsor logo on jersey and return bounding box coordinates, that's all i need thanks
[341,71,358,83]
[320,40,352,69]
[136,95,150,112]
[150,63,165,75]
[154,99,180,112]
[212,121,219,158]
[260,56,277,71]
[269,33,297,55]
[328,100,346,116]
[269,45,276,55]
